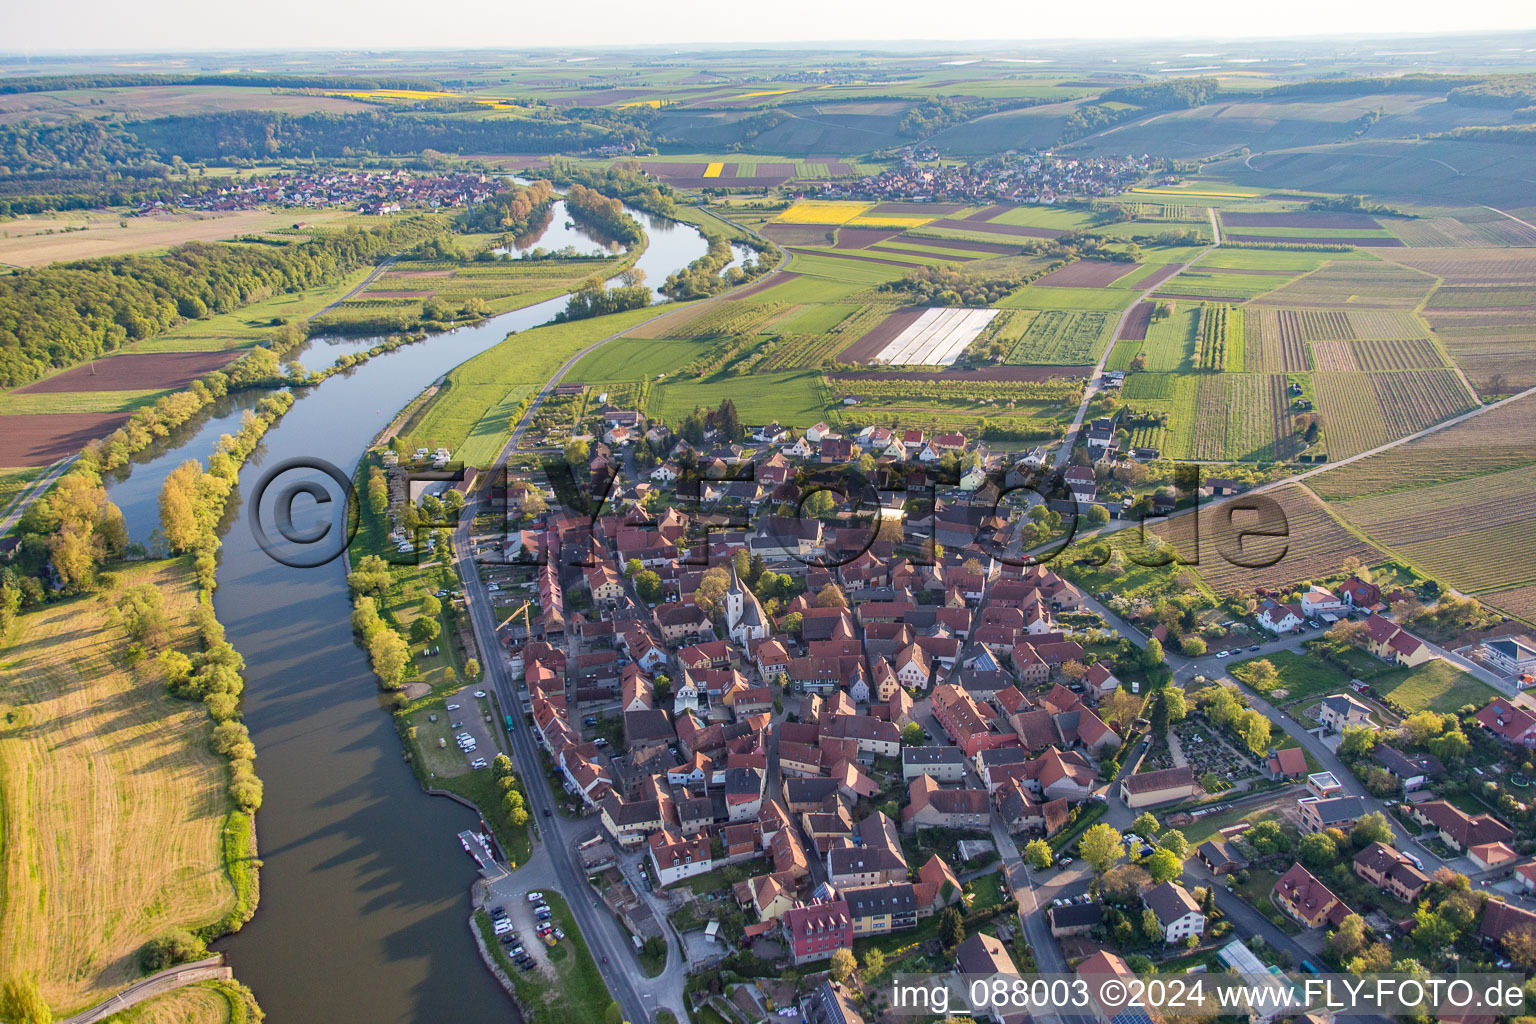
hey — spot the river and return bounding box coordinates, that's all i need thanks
[101,201,710,1023]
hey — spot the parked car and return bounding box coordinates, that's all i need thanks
[527,892,545,902]
[471,758,489,770]
[475,690,487,698]
[446,703,461,711]
[1216,650,1231,659]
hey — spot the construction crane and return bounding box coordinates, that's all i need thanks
[496,601,534,637]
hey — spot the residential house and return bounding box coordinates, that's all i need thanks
[1371,746,1443,791]
[1364,614,1436,668]
[783,900,853,966]
[1119,766,1197,808]
[843,883,919,936]
[1408,800,1514,853]
[1256,601,1303,634]
[1318,693,1373,734]
[1196,840,1248,876]
[1049,902,1105,937]
[1143,881,1204,944]
[1272,863,1351,929]
[1353,842,1430,903]
[902,746,968,783]
[902,775,990,833]
[1297,795,1366,835]
[1478,635,1536,678]
[648,829,714,888]
[1474,697,1536,747]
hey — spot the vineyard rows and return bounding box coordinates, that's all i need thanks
[1249,310,1309,371]
[1184,373,1296,462]
[1309,392,1536,500]
[1347,309,1430,340]
[1279,308,1353,342]
[1312,369,1477,459]
[1155,485,1383,594]
[632,300,788,339]
[762,304,896,371]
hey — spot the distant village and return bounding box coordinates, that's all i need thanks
[838,152,1162,205]
[141,168,504,216]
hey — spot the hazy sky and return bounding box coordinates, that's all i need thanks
[3,0,1533,54]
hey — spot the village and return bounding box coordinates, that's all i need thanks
[140,167,505,216]
[367,392,1536,1024]
[838,152,1162,206]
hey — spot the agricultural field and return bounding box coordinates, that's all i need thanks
[400,306,661,461]
[1250,259,1438,309]
[1308,391,1536,500]
[1153,484,1384,596]
[648,369,830,425]
[1331,463,1536,596]
[0,208,356,267]
[1194,304,1244,371]
[1000,284,1138,311]
[1003,310,1113,365]
[868,307,1000,366]
[1246,309,1324,373]
[0,560,243,1015]
[98,979,263,1024]
[1137,305,1200,372]
[1184,374,1300,462]
[1152,268,1292,301]
[1311,369,1478,459]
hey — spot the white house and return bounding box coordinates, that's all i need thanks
[1144,882,1204,944]
[648,830,713,888]
[650,462,679,484]
[673,674,701,715]
[960,464,987,491]
[784,436,814,458]
[806,423,833,443]
[1300,586,1345,619]
[1256,601,1303,634]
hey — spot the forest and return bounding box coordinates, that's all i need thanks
[0,216,440,386]
[0,110,640,176]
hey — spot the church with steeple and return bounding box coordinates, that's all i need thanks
[724,562,769,646]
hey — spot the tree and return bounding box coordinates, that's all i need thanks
[563,438,590,465]
[1243,658,1280,692]
[1024,838,1053,870]
[1181,636,1207,657]
[1141,907,1165,943]
[1350,811,1394,849]
[1160,829,1189,860]
[138,928,207,972]
[1411,905,1458,955]
[0,976,51,1024]
[1236,708,1270,756]
[1142,637,1164,668]
[939,907,966,949]
[901,722,925,745]
[1146,848,1182,884]
[465,658,480,679]
[1329,913,1368,961]
[1426,728,1470,764]
[862,948,886,979]
[1060,660,1088,683]
[635,570,664,603]
[1086,504,1109,527]
[1299,832,1337,870]
[1403,710,1446,745]
[1079,823,1124,875]
[1162,687,1187,724]
[410,616,440,644]
[158,468,200,552]
[829,947,857,983]
[368,628,410,689]
[693,567,730,616]
[1338,725,1378,759]
[1245,820,1287,856]
[1132,812,1161,839]
[815,583,848,609]
[347,554,393,598]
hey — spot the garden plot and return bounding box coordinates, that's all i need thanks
[873,307,1000,366]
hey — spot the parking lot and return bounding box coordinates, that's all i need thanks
[410,685,500,777]
[487,890,558,977]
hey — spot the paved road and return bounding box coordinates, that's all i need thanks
[0,454,76,537]
[308,257,399,321]
[1052,213,1221,470]
[62,957,230,1024]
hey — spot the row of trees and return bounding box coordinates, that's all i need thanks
[562,183,644,247]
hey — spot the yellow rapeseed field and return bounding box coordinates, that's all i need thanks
[703,162,725,178]
[734,89,797,99]
[774,200,872,225]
